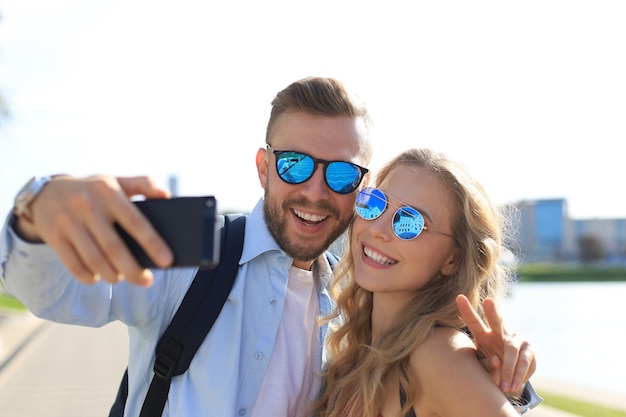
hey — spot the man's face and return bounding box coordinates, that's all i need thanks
[256,110,370,269]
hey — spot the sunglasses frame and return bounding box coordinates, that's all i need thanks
[356,187,456,241]
[268,145,369,194]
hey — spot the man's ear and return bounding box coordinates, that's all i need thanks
[440,247,459,277]
[256,147,269,189]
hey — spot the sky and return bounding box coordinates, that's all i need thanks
[1,0,625,220]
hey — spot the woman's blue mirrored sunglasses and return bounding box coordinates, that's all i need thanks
[355,187,456,241]
[269,146,369,194]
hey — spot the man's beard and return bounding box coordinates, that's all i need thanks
[263,186,353,262]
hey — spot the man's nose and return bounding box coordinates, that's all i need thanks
[299,164,330,201]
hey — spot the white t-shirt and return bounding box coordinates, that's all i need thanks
[251,265,321,417]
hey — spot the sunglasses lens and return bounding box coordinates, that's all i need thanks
[326,162,364,194]
[355,187,387,219]
[275,152,314,184]
[392,206,424,240]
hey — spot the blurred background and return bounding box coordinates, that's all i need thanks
[1,1,625,416]
[1,1,625,219]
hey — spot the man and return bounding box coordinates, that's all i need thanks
[0,77,537,416]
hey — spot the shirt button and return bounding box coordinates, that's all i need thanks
[238,408,246,415]
[255,352,263,359]
[269,297,277,305]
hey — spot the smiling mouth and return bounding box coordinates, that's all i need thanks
[363,246,398,265]
[293,209,328,225]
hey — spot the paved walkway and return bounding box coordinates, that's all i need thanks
[0,310,128,417]
[0,310,47,372]
[1,310,624,417]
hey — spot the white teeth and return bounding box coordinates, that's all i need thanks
[294,209,327,222]
[363,246,397,265]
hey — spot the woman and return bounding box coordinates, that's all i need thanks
[312,148,525,417]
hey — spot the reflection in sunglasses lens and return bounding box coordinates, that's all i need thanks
[275,151,365,194]
[356,188,425,240]
[392,206,424,240]
[355,188,386,219]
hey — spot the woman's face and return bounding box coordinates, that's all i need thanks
[351,165,459,299]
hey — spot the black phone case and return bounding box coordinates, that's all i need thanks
[115,196,219,269]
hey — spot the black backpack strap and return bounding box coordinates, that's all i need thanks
[108,214,246,417]
[108,368,129,417]
[140,213,246,417]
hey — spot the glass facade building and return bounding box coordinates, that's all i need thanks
[514,198,626,264]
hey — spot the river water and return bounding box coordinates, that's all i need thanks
[500,281,626,396]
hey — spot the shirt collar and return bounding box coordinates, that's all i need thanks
[239,198,336,286]
[239,198,282,266]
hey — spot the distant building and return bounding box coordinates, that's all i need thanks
[513,198,626,265]
[168,175,179,197]
[572,217,626,264]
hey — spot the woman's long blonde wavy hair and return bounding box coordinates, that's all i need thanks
[311,148,517,417]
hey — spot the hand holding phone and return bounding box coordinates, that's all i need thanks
[115,196,220,269]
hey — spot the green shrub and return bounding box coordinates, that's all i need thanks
[517,264,626,282]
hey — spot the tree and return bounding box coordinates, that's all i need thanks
[578,235,605,265]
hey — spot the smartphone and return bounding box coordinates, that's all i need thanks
[115,196,220,269]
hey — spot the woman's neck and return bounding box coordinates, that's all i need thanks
[370,292,413,343]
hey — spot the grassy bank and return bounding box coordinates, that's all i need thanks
[0,292,26,311]
[540,391,626,417]
[517,264,626,282]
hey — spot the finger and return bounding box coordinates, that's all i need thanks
[77,197,156,286]
[106,177,174,269]
[56,246,100,285]
[456,294,488,336]
[117,176,171,200]
[511,342,535,392]
[89,219,155,286]
[44,196,122,284]
[30,175,162,286]
[105,193,173,272]
[60,176,159,286]
[37,205,102,284]
[482,298,505,338]
[52,236,103,285]
[66,226,121,284]
[83,175,172,274]
[490,354,502,372]
[484,298,521,392]
[481,298,509,371]
[479,356,501,386]
[478,354,501,374]
[499,334,523,392]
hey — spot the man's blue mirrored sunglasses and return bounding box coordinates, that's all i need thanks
[355,187,456,241]
[269,146,369,194]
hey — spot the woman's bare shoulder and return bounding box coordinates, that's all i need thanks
[408,326,479,381]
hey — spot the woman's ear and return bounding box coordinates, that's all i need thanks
[440,247,459,277]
